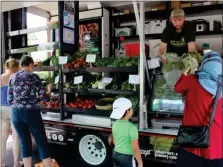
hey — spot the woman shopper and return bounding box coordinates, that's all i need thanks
[7,55,53,167]
[174,51,222,167]
[1,58,22,167]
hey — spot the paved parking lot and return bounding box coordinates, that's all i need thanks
[5,136,175,167]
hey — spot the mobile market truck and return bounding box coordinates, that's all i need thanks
[0,1,222,166]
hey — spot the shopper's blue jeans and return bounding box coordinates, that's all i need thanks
[11,108,50,160]
[113,151,136,167]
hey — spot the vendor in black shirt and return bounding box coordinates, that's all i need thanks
[158,8,197,63]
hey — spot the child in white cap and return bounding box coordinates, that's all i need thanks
[110,98,143,167]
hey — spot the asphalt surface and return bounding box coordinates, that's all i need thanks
[5,141,175,167]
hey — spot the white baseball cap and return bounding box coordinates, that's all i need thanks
[110,98,132,119]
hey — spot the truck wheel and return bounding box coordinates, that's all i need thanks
[75,132,111,167]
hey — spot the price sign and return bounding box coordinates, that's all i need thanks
[38,44,53,51]
[102,77,113,84]
[129,75,140,85]
[86,54,96,63]
[147,58,160,69]
[38,45,47,51]
[59,56,68,65]
[54,75,59,84]
[74,76,83,84]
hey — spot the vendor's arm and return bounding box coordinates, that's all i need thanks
[158,42,167,57]
[187,23,197,53]
[174,69,191,93]
[158,26,170,62]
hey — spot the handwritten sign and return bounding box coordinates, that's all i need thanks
[129,75,140,85]
[54,75,59,84]
[102,77,113,84]
[59,56,68,65]
[147,58,160,69]
[74,76,83,84]
[86,54,96,63]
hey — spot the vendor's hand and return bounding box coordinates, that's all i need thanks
[160,55,168,63]
[183,68,191,76]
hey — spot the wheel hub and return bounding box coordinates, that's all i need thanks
[95,141,103,150]
[79,134,107,165]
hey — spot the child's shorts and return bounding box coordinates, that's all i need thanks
[113,151,136,167]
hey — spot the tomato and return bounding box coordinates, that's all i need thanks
[70,103,77,108]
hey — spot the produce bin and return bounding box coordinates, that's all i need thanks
[115,27,134,37]
[125,43,149,58]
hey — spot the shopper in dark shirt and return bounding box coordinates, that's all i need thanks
[158,8,197,62]
[8,56,53,167]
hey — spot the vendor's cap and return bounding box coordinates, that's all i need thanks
[110,98,132,120]
[171,8,185,18]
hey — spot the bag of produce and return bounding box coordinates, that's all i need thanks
[162,53,184,86]
[180,52,202,74]
[182,56,198,74]
[154,76,166,98]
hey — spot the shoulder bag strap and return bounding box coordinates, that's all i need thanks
[209,85,222,126]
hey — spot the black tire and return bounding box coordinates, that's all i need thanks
[74,131,112,167]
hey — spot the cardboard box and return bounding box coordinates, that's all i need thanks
[136,23,152,35]
[181,3,192,8]
[115,27,134,37]
[150,20,166,34]
[171,1,181,9]
[122,9,134,14]
[203,1,218,5]
[148,3,167,11]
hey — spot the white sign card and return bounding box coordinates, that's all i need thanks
[74,76,83,84]
[38,44,54,51]
[59,56,68,65]
[102,77,113,84]
[147,58,160,69]
[86,54,96,63]
[63,28,74,44]
[129,75,140,85]
[63,11,75,28]
[54,75,59,84]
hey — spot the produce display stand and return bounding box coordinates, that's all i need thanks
[2,1,222,166]
[3,1,145,126]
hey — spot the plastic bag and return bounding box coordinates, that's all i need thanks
[162,53,183,86]
[163,70,182,86]
[182,57,198,74]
